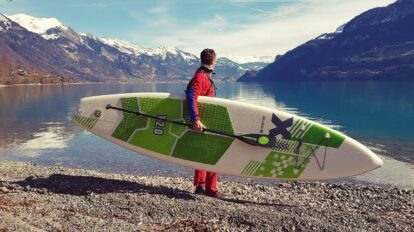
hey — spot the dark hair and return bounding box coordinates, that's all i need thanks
[200,48,216,65]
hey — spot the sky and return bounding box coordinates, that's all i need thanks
[0,0,395,57]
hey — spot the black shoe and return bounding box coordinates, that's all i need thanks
[205,190,222,199]
[194,186,205,195]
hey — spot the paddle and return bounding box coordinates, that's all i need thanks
[105,104,278,148]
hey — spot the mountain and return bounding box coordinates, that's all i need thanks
[8,14,67,37]
[239,0,414,82]
[0,14,77,84]
[223,55,274,64]
[0,14,271,85]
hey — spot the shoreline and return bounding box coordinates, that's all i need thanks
[0,79,232,88]
[0,161,412,231]
[4,78,412,88]
[0,79,205,88]
[0,81,186,88]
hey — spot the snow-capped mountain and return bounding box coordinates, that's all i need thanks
[93,37,145,55]
[97,37,198,62]
[8,13,66,33]
[0,13,272,84]
[221,55,274,64]
[8,13,273,67]
[9,13,197,60]
[8,13,67,40]
[218,55,275,73]
[0,13,77,84]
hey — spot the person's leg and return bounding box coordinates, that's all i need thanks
[194,169,206,186]
[205,172,220,198]
[194,169,206,194]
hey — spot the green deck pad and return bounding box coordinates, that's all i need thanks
[289,119,301,135]
[126,97,184,155]
[290,119,312,138]
[195,102,235,135]
[253,150,312,178]
[112,97,147,141]
[172,131,234,165]
[111,96,236,162]
[180,99,235,135]
[73,115,97,130]
[170,121,187,137]
[128,118,177,155]
[139,97,182,119]
[301,124,345,148]
[240,142,316,178]
[290,119,345,148]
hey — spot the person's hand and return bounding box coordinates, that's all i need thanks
[193,120,205,132]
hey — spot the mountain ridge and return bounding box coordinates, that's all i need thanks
[239,0,414,82]
[0,13,271,85]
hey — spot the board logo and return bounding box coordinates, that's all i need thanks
[94,110,101,118]
[153,115,167,135]
[268,114,293,139]
[241,114,293,148]
[259,116,266,133]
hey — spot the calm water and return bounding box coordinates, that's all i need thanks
[1,81,413,188]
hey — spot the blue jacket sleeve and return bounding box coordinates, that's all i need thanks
[186,75,203,122]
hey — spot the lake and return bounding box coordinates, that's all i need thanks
[1,81,413,188]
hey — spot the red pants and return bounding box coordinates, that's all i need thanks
[194,169,217,192]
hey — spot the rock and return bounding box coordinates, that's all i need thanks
[281,182,292,188]
[0,186,10,193]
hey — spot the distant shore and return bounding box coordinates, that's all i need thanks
[0,80,190,88]
[0,161,412,231]
[0,79,205,88]
[0,82,83,88]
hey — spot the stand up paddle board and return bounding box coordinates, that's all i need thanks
[73,93,382,180]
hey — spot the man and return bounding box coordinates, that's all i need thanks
[186,48,221,198]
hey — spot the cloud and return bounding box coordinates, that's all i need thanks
[129,0,395,56]
[147,4,169,14]
[225,1,290,19]
[127,2,174,29]
[89,2,108,8]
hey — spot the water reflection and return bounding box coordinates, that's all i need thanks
[223,83,342,130]
[15,124,74,157]
[0,83,187,148]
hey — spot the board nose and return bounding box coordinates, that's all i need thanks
[299,137,383,180]
[362,145,383,170]
[342,140,383,177]
[342,140,383,178]
[74,103,82,117]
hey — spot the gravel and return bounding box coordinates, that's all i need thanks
[0,161,413,231]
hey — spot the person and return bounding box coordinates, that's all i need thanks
[185,48,221,198]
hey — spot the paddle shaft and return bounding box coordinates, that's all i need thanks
[105,104,243,140]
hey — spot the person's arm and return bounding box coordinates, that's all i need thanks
[186,74,206,131]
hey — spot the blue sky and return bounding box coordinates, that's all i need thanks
[1,0,395,56]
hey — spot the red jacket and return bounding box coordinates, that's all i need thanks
[186,66,215,121]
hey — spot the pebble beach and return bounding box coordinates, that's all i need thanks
[0,161,413,231]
